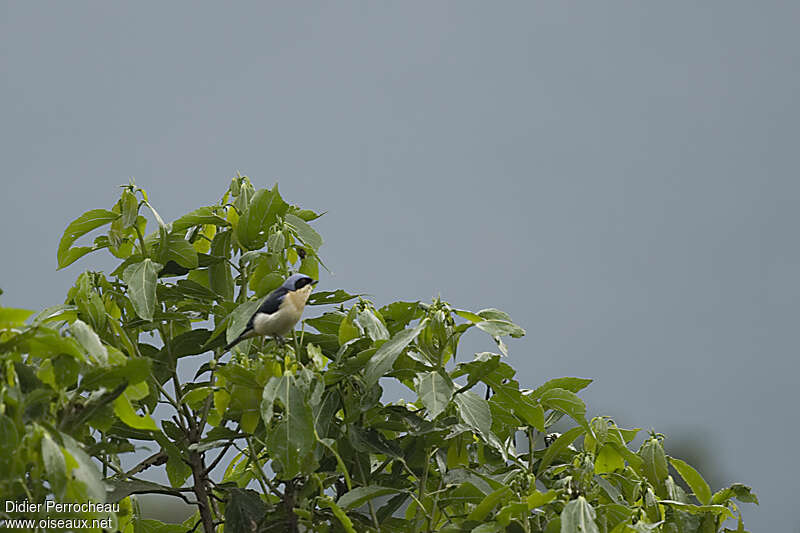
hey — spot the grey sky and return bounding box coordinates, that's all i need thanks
[2,2,798,530]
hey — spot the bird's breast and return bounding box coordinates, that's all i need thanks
[251,286,312,337]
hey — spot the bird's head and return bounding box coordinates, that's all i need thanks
[282,273,317,292]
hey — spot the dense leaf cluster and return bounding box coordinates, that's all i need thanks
[0,179,756,532]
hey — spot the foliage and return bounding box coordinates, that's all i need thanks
[0,178,757,532]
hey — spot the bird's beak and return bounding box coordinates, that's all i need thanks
[311,280,319,286]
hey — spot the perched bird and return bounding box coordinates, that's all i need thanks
[224,273,317,350]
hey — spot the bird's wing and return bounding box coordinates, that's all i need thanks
[245,287,287,328]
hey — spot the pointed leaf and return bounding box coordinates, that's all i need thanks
[266,375,316,479]
[61,433,106,502]
[417,371,454,419]
[475,319,526,339]
[226,299,261,345]
[711,483,759,505]
[640,437,669,495]
[237,187,289,250]
[209,230,233,300]
[529,377,593,399]
[42,434,67,498]
[467,486,511,522]
[113,392,158,431]
[308,289,360,306]
[338,486,401,511]
[538,426,585,474]
[319,496,356,533]
[669,456,712,505]
[172,206,230,232]
[122,259,161,321]
[225,488,267,532]
[561,496,599,533]
[357,308,390,341]
[454,390,492,437]
[285,212,323,251]
[364,318,428,386]
[57,209,119,268]
[70,319,108,365]
[539,387,587,427]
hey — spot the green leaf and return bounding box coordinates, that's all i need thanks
[226,299,261,346]
[299,255,319,280]
[538,426,585,475]
[417,371,454,419]
[711,483,759,505]
[237,187,289,250]
[164,444,192,489]
[477,308,514,322]
[260,376,282,426]
[492,385,545,432]
[172,206,229,232]
[561,496,599,533]
[527,490,556,509]
[285,212,323,251]
[357,308,390,341]
[33,304,78,324]
[119,189,139,228]
[265,375,316,479]
[319,496,356,533]
[640,437,669,495]
[113,392,158,431]
[305,312,345,335]
[209,230,233,300]
[158,233,198,269]
[57,209,119,268]
[454,390,492,437]
[80,357,151,391]
[364,318,429,386]
[338,485,401,510]
[169,329,213,358]
[475,319,526,339]
[308,289,361,306]
[539,387,587,427]
[338,306,361,346]
[595,444,625,474]
[0,307,34,328]
[454,309,484,323]
[529,377,593,399]
[42,433,67,498]
[123,259,161,321]
[224,488,267,533]
[182,387,213,409]
[61,433,106,502]
[659,500,734,520]
[669,456,712,505]
[467,486,511,522]
[70,319,108,365]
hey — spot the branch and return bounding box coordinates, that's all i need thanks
[125,451,167,477]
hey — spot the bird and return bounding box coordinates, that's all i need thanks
[224,273,317,350]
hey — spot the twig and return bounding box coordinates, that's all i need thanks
[126,451,167,477]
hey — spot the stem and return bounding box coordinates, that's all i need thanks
[245,435,271,497]
[355,449,379,529]
[285,479,299,533]
[202,441,234,477]
[134,223,148,256]
[417,448,431,532]
[189,450,215,533]
[126,451,167,477]
[528,427,535,474]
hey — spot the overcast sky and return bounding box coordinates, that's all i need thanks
[2,3,798,530]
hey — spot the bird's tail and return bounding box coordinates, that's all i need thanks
[224,332,247,351]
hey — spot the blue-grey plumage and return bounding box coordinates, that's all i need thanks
[224,273,317,350]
